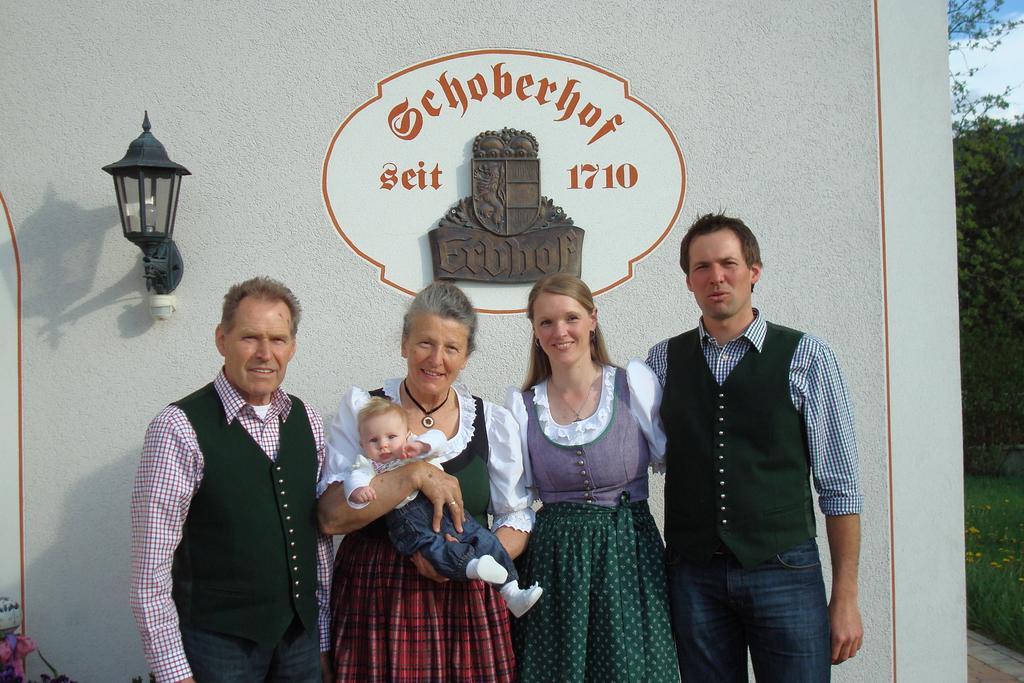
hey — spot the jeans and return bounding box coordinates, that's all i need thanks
[180,616,321,682]
[386,494,518,582]
[666,538,830,683]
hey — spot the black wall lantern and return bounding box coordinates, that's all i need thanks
[102,112,190,304]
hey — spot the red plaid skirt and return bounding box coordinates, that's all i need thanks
[329,530,517,682]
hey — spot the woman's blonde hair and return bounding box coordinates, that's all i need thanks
[521,274,613,390]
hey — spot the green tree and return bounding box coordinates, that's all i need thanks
[948,0,1021,132]
[955,118,1024,458]
[949,3,1024,466]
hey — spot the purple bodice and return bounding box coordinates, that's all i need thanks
[524,368,650,507]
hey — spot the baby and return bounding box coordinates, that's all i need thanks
[348,397,543,617]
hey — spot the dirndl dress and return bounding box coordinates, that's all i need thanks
[513,367,678,682]
[328,389,517,682]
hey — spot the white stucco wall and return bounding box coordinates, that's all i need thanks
[877,2,968,681]
[0,1,960,680]
[1,196,21,607]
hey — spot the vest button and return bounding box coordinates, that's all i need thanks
[718,417,724,422]
[295,593,300,599]
[283,503,289,508]
[276,466,282,471]
[289,528,294,534]
[718,405,724,410]
[294,580,300,586]
[718,431,724,436]
[718,455,724,460]
[577,460,584,466]
[720,493,726,499]
[281,491,287,495]
[279,479,284,484]
[286,516,292,521]
[720,506,726,511]
[718,443,725,447]
[575,449,584,456]
[722,519,728,524]
[292,555,297,560]
[580,470,587,476]
[290,541,295,547]
[719,481,725,486]
[294,566,299,571]
[718,393,725,398]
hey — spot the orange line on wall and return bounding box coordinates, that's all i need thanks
[871,0,898,678]
[1,190,25,631]
[321,48,686,314]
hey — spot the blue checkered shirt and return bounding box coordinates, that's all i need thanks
[646,311,863,516]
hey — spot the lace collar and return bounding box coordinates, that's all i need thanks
[381,378,476,459]
[532,365,616,442]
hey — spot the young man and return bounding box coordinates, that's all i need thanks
[647,213,864,682]
[130,277,332,683]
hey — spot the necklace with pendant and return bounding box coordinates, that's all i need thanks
[555,371,599,422]
[403,381,451,428]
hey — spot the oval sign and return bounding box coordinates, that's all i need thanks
[323,49,685,313]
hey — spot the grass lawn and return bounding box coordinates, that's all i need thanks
[964,475,1024,653]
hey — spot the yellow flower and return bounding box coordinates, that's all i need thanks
[990,562,1002,568]
[967,527,981,535]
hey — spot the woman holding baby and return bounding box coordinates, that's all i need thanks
[316,281,533,682]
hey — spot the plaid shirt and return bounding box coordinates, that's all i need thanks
[130,372,331,683]
[646,311,863,517]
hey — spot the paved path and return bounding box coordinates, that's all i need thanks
[969,630,1024,682]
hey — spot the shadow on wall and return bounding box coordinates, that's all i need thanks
[16,184,156,348]
[24,448,148,681]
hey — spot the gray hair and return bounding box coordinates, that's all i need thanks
[221,276,302,336]
[402,281,478,355]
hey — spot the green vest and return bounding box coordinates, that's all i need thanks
[171,383,319,644]
[661,323,816,568]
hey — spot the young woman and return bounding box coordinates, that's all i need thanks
[505,274,678,682]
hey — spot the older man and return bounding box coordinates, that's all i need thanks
[647,213,864,682]
[131,277,332,683]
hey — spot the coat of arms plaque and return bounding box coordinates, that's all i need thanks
[429,128,585,283]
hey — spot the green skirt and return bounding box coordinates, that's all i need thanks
[513,495,679,682]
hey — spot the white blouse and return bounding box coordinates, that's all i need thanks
[504,360,668,489]
[317,378,535,533]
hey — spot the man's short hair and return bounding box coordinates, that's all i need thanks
[679,213,763,275]
[220,276,302,335]
[357,397,408,431]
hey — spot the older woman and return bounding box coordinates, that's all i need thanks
[317,281,533,682]
[505,274,678,682]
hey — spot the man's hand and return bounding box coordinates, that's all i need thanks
[412,463,464,533]
[825,514,862,665]
[321,651,334,683]
[829,595,863,664]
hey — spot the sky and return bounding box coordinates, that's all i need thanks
[949,0,1024,120]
